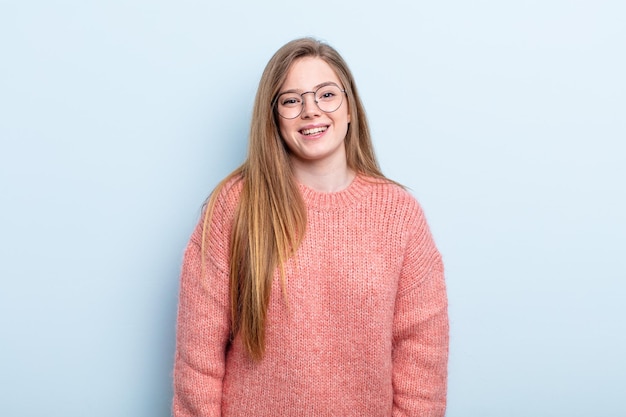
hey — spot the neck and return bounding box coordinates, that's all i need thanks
[291,159,355,193]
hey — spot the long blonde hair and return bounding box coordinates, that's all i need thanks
[202,37,390,360]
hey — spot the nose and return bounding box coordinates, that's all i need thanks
[301,92,321,118]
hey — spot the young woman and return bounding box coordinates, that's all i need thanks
[173,37,449,416]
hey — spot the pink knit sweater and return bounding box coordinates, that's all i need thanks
[173,175,448,416]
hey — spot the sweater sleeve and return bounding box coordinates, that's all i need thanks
[172,194,234,416]
[392,204,449,417]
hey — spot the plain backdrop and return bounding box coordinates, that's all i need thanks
[1,1,625,416]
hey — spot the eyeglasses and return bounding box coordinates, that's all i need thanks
[274,83,346,119]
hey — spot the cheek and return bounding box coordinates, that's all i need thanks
[278,114,296,131]
[278,120,294,142]
[277,120,299,153]
[277,117,289,137]
[341,107,351,130]
[345,102,351,124]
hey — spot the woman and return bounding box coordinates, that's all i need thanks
[173,37,449,416]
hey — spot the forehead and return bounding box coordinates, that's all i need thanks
[281,57,342,91]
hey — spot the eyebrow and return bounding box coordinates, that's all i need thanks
[278,81,340,95]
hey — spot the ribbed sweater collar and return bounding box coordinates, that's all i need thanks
[298,174,370,211]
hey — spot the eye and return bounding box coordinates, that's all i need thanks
[317,85,341,102]
[279,95,301,107]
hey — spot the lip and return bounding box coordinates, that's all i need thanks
[298,124,329,139]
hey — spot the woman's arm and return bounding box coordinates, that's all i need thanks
[172,230,231,417]
[392,205,449,417]
[173,177,240,416]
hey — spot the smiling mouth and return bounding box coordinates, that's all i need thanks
[300,126,328,136]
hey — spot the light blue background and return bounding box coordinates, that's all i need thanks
[1,1,624,416]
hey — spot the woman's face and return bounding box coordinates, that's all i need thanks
[276,57,350,169]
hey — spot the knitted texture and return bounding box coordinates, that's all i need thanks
[173,175,449,417]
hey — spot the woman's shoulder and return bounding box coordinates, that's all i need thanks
[189,173,244,244]
[361,175,422,207]
[360,175,428,227]
[215,172,244,201]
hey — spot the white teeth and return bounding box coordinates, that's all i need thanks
[301,126,327,135]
